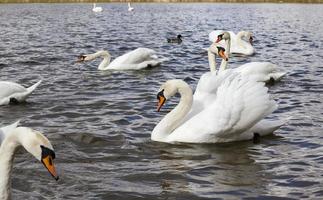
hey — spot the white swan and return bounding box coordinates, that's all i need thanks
[0,80,42,106]
[128,2,134,11]
[152,71,285,143]
[0,121,58,200]
[209,30,255,55]
[92,3,103,12]
[209,32,286,83]
[77,48,164,70]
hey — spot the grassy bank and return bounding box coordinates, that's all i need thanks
[0,0,322,3]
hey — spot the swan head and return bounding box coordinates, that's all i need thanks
[215,31,230,43]
[14,127,59,181]
[156,80,182,112]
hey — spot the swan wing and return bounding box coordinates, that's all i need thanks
[109,48,161,70]
[168,72,277,143]
[235,62,286,82]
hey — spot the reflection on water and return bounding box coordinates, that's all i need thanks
[0,3,323,200]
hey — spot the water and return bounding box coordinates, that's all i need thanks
[0,3,323,199]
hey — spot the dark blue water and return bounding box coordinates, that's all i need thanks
[0,3,323,199]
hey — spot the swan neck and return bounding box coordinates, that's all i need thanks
[95,51,111,70]
[208,44,217,73]
[0,134,20,200]
[219,38,230,72]
[152,81,193,142]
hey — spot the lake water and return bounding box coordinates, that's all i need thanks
[0,3,323,199]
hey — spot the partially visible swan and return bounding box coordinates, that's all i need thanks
[209,30,255,55]
[0,121,58,200]
[92,3,103,12]
[167,35,182,44]
[152,71,284,143]
[209,31,286,83]
[77,48,165,70]
[0,80,42,106]
[128,2,134,11]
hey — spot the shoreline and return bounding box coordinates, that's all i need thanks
[0,0,322,3]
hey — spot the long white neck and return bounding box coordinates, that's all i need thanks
[219,37,231,72]
[93,3,96,8]
[0,130,21,200]
[87,51,111,70]
[236,31,248,48]
[208,45,217,73]
[128,3,131,8]
[152,81,193,142]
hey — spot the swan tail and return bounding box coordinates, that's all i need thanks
[27,80,42,94]
[251,118,286,136]
[271,71,287,81]
[1,120,20,139]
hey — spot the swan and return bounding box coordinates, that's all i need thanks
[77,48,165,70]
[167,35,182,44]
[92,3,103,12]
[0,121,58,200]
[210,32,286,83]
[152,71,285,143]
[128,2,134,11]
[209,30,255,55]
[0,80,42,106]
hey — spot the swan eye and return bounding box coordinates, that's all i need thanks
[157,89,165,100]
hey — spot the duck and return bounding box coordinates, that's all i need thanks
[0,80,42,106]
[209,32,286,83]
[0,121,58,200]
[92,3,103,12]
[209,30,255,55]
[152,71,285,143]
[128,2,134,11]
[77,48,165,70]
[167,35,182,44]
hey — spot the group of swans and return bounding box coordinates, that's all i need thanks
[0,121,58,200]
[92,3,134,13]
[207,31,286,83]
[152,30,287,143]
[209,30,255,55]
[77,48,165,70]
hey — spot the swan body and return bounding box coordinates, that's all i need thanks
[92,3,103,12]
[209,31,286,83]
[78,48,164,70]
[167,35,182,44]
[152,71,284,143]
[0,80,42,105]
[0,121,58,200]
[128,2,134,11]
[209,30,255,55]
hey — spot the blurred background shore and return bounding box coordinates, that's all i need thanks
[0,0,322,3]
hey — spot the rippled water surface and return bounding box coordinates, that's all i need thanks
[1,3,323,199]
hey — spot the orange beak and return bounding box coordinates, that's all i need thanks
[218,49,228,61]
[42,155,59,181]
[157,96,166,112]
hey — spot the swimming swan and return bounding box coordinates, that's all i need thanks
[209,30,255,55]
[77,48,164,70]
[152,71,284,143]
[0,80,42,105]
[92,3,103,12]
[128,2,134,11]
[0,121,58,200]
[211,32,286,83]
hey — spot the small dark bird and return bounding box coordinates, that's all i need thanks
[167,34,182,44]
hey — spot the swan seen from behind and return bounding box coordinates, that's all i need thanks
[77,48,165,70]
[152,71,284,143]
[0,121,58,200]
[0,80,42,106]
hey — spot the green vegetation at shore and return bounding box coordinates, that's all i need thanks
[0,0,322,3]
